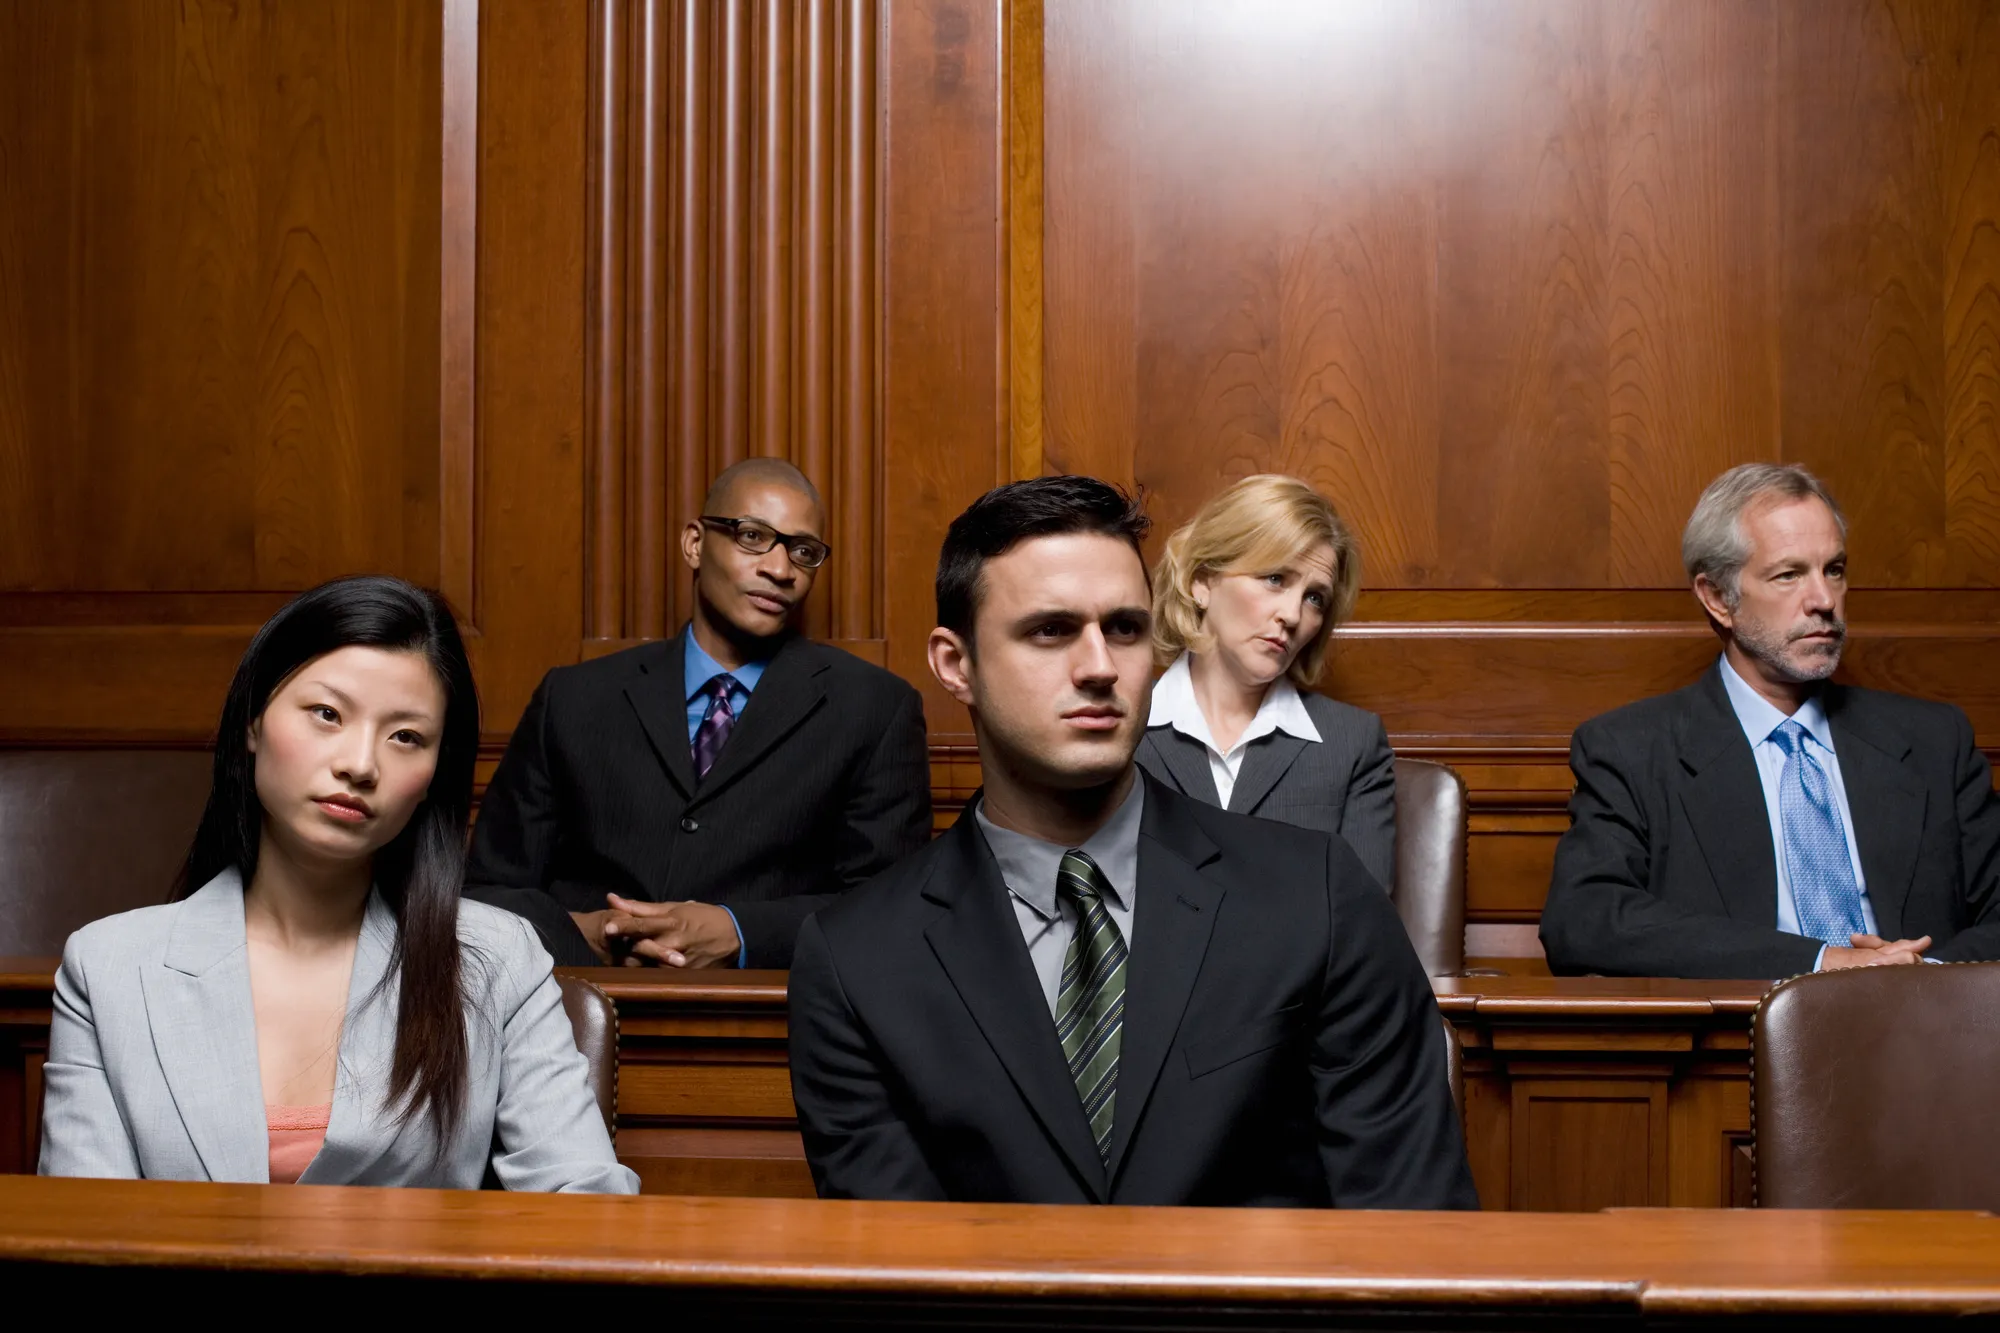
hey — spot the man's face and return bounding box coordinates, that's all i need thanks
[930,533,1154,792]
[1703,495,1848,684]
[681,480,824,640]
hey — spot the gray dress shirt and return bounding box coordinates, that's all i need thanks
[974,779,1142,1015]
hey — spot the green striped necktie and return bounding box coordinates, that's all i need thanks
[1055,848,1127,1164]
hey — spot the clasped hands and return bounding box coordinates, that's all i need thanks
[570,895,741,968]
[1819,932,1933,970]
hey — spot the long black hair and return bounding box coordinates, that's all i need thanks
[173,574,480,1143]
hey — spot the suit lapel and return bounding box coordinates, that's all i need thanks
[921,809,1109,1200]
[1140,728,1220,805]
[302,891,406,1184]
[1677,666,1780,922]
[1105,779,1221,1187]
[1825,688,1926,938]
[140,870,270,1183]
[1228,732,1309,815]
[689,635,828,806]
[623,632,698,798]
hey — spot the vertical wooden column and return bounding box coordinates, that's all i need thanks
[585,0,881,654]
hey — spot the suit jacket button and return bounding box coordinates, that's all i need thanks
[680,816,700,833]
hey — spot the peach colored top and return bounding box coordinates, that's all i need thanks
[266,1103,331,1184]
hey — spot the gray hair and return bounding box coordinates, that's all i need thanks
[1681,463,1846,609]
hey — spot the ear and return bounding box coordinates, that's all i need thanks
[681,520,704,572]
[1691,574,1735,631]
[1191,569,1212,612]
[927,627,977,707]
[245,717,261,755]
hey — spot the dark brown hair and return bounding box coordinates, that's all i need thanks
[173,575,479,1147]
[936,476,1152,641]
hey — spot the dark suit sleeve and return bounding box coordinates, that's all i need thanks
[1337,714,1397,891]
[1927,707,2000,963]
[788,914,948,1200]
[1312,837,1479,1209]
[1540,725,1820,979]
[463,673,601,967]
[727,685,931,968]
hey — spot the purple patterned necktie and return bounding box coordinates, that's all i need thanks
[691,674,739,780]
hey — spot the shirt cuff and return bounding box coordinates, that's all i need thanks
[1923,955,1944,964]
[1812,944,1828,972]
[721,905,747,969]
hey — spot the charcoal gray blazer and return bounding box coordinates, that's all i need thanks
[39,870,636,1191]
[789,773,1476,1208]
[1540,662,2000,978]
[1135,692,1396,891]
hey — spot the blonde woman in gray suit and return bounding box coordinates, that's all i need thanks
[1136,475,1395,888]
[39,576,636,1192]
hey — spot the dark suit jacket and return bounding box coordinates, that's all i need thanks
[1540,662,2000,978]
[1134,692,1397,890]
[464,630,931,969]
[788,773,1476,1208]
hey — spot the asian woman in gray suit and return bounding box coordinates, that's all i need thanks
[1135,475,1396,889]
[39,576,635,1192]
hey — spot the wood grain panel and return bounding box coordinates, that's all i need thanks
[0,0,443,594]
[587,0,881,646]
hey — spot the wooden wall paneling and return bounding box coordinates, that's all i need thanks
[585,0,881,654]
[0,0,453,743]
[465,0,590,729]
[880,0,1010,738]
[1941,0,2000,583]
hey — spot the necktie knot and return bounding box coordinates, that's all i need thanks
[703,673,738,702]
[1770,717,1809,758]
[1057,849,1109,907]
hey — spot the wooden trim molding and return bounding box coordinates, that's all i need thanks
[439,0,481,628]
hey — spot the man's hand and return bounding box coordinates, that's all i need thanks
[568,909,618,965]
[1819,933,1933,970]
[601,895,742,969]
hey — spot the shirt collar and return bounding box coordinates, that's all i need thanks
[683,625,769,701]
[974,777,1144,922]
[1146,651,1321,756]
[1717,653,1833,752]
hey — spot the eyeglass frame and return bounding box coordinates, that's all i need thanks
[697,515,833,569]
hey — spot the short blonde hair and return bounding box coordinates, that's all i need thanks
[1151,474,1361,688]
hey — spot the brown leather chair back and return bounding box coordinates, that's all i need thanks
[0,749,213,956]
[1392,758,1467,976]
[1753,962,2000,1209]
[555,974,619,1136]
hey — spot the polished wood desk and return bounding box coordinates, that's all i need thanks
[1,962,1772,1209]
[2,1177,1996,1325]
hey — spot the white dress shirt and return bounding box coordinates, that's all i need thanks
[1716,654,1876,969]
[1147,652,1322,807]
[974,779,1142,1015]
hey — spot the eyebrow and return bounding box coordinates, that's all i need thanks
[1010,605,1151,627]
[302,681,437,726]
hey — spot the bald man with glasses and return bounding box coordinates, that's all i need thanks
[466,459,932,970]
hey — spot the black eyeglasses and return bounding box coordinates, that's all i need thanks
[699,516,832,569]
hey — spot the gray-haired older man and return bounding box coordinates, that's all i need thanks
[1540,463,2000,978]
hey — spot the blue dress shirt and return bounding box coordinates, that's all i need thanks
[1716,655,1875,969]
[682,628,772,967]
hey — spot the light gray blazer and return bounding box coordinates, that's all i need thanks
[39,869,638,1193]
[1135,691,1397,891]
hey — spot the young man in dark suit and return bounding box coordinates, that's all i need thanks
[1541,463,2000,978]
[788,476,1475,1207]
[465,459,931,970]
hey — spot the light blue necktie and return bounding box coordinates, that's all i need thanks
[1770,719,1868,946]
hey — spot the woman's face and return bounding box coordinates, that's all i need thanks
[1193,541,1339,690]
[248,646,446,874]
